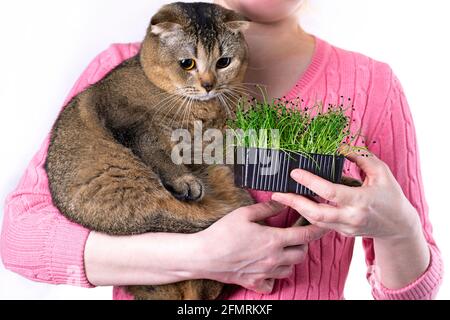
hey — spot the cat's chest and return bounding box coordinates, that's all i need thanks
[171,104,226,131]
[192,103,226,125]
[153,105,227,150]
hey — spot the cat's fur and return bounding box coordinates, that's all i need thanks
[46,2,254,300]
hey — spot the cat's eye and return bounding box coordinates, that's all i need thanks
[216,57,232,69]
[179,59,196,71]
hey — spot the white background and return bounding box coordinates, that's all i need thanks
[0,0,449,300]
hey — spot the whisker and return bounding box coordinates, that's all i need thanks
[184,97,194,130]
[225,88,254,101]
[153,94,187,129]
[220,92,238,118]
[218,94,232,119]
[151,94,184,122]
[169,95,188,129]
[222,91,241,105]
[179,96,191,129]
[128,91,179,127]
[226,84,261,97]
[238,82,268,86]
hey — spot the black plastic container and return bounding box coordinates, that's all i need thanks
[234,147,345,196]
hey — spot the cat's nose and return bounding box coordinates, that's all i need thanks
[201,82,214,93]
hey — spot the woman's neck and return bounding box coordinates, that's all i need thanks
[214,0,311,61]
[243,18,312,68]
[242,20,315,100]
[214,0,315,100]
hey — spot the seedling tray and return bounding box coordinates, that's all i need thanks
[234,146,345,196]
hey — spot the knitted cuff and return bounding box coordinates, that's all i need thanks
[370,245,443,300]
[45,214,95,288]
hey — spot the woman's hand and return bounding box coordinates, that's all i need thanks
[84,201,327,291]
[271,152,420,240]
[193,201,328,294]
[271,152,431,289]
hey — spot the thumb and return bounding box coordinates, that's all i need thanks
[296,224,330,243]
[282,224,330,246]
[345,151,385,178]
[244,201,286,222]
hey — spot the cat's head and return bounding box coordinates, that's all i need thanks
[140,2,250,101]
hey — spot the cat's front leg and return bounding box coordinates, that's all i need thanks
[139,148,205,202]
[160,168,205,202]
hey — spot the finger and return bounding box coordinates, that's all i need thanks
[281,245,308,265]
[243,201,287,222]
[287,220,346,242]
[345,151,388,179]
[290,169,350,204]
[272,192,344,226]
[279,223,331,247]
[269,265,295,279]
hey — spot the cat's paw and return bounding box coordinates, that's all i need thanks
[163,175,204,202]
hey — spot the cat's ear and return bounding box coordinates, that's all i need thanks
[150,5,184,37]
[223,10,251,33]
[150,22,183,37]
[226,21,250,33]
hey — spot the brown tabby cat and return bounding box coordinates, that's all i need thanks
[46,2,254,300]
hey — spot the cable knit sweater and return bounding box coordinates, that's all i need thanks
[0,37,443,300]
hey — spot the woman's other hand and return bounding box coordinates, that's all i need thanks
[194,201,328,294]
[271,152,420,240]
[271,152,430,289]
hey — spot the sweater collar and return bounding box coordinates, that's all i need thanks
[285,36,331,100]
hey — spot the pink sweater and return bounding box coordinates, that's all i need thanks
[1,37,443,300]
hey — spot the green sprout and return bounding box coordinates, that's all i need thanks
[227,88,369,160]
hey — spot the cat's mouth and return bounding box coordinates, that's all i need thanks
[177,87,219,101]
[184,92,219,101]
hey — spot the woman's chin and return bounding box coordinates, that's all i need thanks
[230,0,304,23]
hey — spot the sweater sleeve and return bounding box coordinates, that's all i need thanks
[360,64,443,300]
[0,43,140,287]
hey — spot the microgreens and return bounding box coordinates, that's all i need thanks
[227,89,369,158]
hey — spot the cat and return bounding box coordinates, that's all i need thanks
[45,2,255,300]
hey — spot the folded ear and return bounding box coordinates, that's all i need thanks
[150,22,183,36]
[150,5,184,37]
[225,20,250,32]
[223,10,251,33]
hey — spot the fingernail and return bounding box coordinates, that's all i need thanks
[291,169,303,180]
[271,193,285,202]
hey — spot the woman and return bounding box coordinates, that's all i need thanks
[0,0,442,299]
